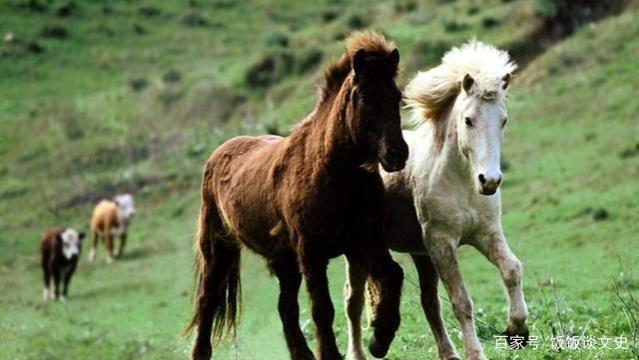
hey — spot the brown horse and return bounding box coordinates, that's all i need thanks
[184,32,408,360]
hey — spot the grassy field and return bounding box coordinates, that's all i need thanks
[1,0,638,359]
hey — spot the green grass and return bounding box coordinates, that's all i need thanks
[1,0,638,359]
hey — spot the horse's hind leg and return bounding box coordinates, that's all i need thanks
[411,254,460,360]
[189,201,242,360]
[366,251,403,358]
[426,233,485,360]
[269,253,315,360]
[344,258,368,360]
[474,233,528,344]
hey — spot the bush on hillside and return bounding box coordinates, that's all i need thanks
[245,51,295,88]
[181,10,208,27]
[40,25,68,39]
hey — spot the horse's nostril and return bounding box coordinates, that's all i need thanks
[478,174,486,185]
[496,176,502,186]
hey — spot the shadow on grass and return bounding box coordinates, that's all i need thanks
[70,281,151,301]
[118,247,150,261]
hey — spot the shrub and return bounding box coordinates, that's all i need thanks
[265,33,289,47]
[40,25,68,39]
[56,2,77,17]
[346,13,369,29]
[61,113,84,140]
[443,18,468,33]
[181,10,208,27]
[394,0,417,13]
[593,208,609,221]
[297,48,323,73]
[138,6,161,18]
[414,39,449,66]
[162,69,182,83]
[481,16,501,29]
[133,23,146,34]
[129,78,148,92]
[157,89,183,108]
[18,0,47,13]
[322,10,338,23]
[26,41,44,54]
[245,51,295,88]
[535,0,559,19]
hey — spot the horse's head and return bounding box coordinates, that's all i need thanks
[347,46,408,172]
[456,72,511,195]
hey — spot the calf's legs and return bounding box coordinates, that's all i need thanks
[61,262,77,301]
[42,260,52,301]
[116,233,127,258]
[88,230,98,262]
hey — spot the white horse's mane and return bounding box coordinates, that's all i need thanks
[404,40,517,123]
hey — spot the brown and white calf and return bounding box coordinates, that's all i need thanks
[41,228,85,302]
[89,193,135,264]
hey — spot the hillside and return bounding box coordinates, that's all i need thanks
[1,0,638,359]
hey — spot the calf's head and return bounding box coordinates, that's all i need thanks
[114,193,136,221]
[59,228,85,260]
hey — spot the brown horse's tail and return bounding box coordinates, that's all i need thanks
[183,198,241,359]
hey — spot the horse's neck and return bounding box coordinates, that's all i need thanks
[304,84,362,170]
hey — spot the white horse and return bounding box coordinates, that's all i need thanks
[345,41,529,360]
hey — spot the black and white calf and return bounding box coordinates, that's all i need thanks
[40,228,85,301]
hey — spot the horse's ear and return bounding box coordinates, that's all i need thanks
[387,48,399,67]
[462,74,475,93]
[353,49,368,76]
[502,73,512,90]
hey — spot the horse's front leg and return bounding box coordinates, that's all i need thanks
[270,254,315,360]
[474,231,529,343]
[302,256,342,360]
[344,257,368,360]
[424,228,486,360]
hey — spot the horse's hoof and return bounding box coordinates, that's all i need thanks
[294,350,316,360]
[503,328,530,349]
[191,343,212,360]
[368,336,391,359]
[346,350,367,360]
[442,356,461,360]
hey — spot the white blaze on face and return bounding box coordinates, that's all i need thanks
[114,194,136,221]
[60,228,81,260]
[458,87,507,194]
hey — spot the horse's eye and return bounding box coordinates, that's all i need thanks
[502,117,508,128]
[465,117,473,127]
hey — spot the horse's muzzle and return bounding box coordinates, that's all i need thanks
[379,140,408,173]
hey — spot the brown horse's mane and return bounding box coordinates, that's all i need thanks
[319,31,397,104]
